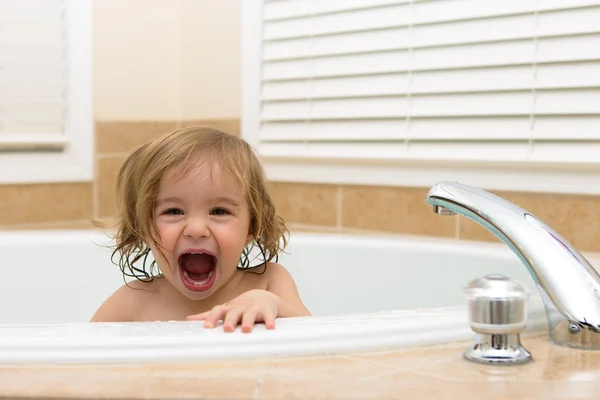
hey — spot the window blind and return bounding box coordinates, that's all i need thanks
[0,0,68,150]
[256,0,600,166]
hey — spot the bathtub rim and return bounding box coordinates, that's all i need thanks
[0,300,548,365]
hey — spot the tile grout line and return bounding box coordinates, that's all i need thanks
[336,185,343,229]
[455,214,461,240]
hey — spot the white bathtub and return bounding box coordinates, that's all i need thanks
[0,229,561,364]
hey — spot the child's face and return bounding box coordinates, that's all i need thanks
[150,157,252,301]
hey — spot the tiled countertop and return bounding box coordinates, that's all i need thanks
[1,330,599,399]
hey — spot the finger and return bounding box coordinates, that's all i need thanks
[222,308,243,333]
[186,311,208,321]
[203,306,227,329]
[241,309,259,333]
[261,310,276,330]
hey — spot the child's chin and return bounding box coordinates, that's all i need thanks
[180,283,218,300]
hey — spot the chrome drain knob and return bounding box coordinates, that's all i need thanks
[463,274,532,365]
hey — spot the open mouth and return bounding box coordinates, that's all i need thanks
[178,251,217,292]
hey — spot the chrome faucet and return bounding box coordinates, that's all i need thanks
[426,181,600,350]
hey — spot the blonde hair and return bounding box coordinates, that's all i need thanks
[96,126,288,282]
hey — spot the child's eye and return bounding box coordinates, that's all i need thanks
[210,208,230,216]
[163,208,184,216]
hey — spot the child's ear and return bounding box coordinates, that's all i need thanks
[245,232,253,246]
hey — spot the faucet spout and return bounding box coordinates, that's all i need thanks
[426,181,600,350]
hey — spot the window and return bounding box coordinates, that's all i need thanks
[242,0,600,195]
[0,0,93,184]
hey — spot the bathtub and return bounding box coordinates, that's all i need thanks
[0,229,558,364]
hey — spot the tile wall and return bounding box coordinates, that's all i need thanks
[270,182,600,253]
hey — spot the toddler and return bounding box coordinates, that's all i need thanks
[91,126,311,332]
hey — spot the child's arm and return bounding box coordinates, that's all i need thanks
[90,284,136,322]
[265,262,311,318]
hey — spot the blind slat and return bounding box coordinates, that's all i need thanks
[261,120,405,141]
[538,6,600,36]
[407,141,531,162]
[264,0,403,21]
[535,90,600,114]
[537,33,600,63]
[530,141,600,163]
[534,117,600,139]
[263,28,410,61]
[263,74,410,101]
[413,40,537,71]
[407,118,531,141]
[537,62,600,88]
[411,0,537,26]
[261,97,409,121]
[263,51,410,81]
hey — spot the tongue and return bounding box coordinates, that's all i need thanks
[181,254,214,275]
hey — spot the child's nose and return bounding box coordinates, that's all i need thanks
[183,217,210,238]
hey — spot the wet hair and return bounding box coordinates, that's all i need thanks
[95,126,288,283]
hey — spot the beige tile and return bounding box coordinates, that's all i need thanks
[269,182,338,227]
[259,375,440,400]
[458,215,501,243]
[459,190,600,253]
[252,354,397,380]
[95,121,179,154]
[0,364,258,399]
[180,118,240,136]
[1,219,96,230]
[506,192,600,254]
[256,353,437,399]
[349,334,594,385]
[97,156,128,218]
[260,376,584,400]
[0,183,92,226]
[344,346,451,371]
[341,185,456,237]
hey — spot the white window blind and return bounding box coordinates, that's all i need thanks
[0,0,68,150]
[0,0,92,183]
[248,0,600,167]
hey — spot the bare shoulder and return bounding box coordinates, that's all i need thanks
[90,279,159,322]
[264,262,295,286]
[265,262,311,316]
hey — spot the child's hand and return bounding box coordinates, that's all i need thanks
[187,289,281,333]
